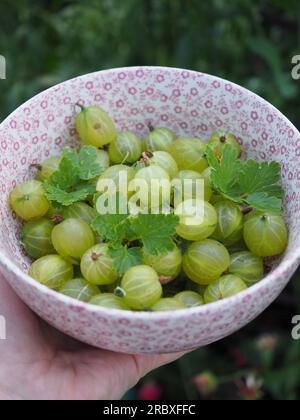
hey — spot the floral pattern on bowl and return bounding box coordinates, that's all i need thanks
[0,66,299,354]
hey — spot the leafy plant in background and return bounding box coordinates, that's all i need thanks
[1,0,300,400]
[0,0,300,122]
[135,312,300,400]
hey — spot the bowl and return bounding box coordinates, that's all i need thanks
[0,66,299,354]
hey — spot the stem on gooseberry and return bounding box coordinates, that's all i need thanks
[114,286,126,298]
[241,206,253,215]
[75,102,85,111]
[147,122,155,132]
[91,252,103,261]
[50,214,64,224]
[144,151,154,158]
[159,275,173,285]
[29,163,42,171]
[140,152,152,167]
[220,135,227,143]
[123,239,134,248]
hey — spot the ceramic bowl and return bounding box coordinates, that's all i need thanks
[0,67,299,354]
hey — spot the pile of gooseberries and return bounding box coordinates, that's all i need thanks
[9,105,288,312]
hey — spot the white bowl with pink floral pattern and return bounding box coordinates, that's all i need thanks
[0,67,299,354]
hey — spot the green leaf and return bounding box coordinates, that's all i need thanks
[43,146,102,206]
[62,147,79,166]
[92,212,179,265]
[78,146,103,180]
[207,144,241,197]
[130,214,179,256]
[207,144,284,213]
[44,182,95,206]
[91,214,129,243]
[245,193,282,214]
[49,155,79,190]
[60,146,103,181]
[248,36,297,100]
[109,245,143,275]
[239,160,283,199]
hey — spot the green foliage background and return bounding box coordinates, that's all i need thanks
[1,0,300,400]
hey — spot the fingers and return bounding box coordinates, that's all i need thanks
[132,351,187,378]
[71,347,187,400]
[114,351,188,399]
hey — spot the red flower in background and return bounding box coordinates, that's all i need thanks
[230,347,248,368]
[138,382,162,400]
[237,374,264,401]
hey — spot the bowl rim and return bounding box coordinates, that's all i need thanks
[0,65,299,320]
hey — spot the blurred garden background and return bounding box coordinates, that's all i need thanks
[1,0,300,400]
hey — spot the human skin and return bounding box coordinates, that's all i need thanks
[0,276,183,400]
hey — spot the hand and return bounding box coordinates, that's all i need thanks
[0,275,183,400]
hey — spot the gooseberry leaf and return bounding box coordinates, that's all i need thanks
[239,160,283,199]
[48,154,79,190]
[91,214,130,243]
[92,213,179,257]
[246,193,283,213]
[44,182,95,206]
[43,146,102,206]
[207,144,241,197]
[60,146,103,180]
[61,147,79,165]
[130,214,179,256]
[207,144,284,213]
[108,245,143,275]
[78,146,104,180]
